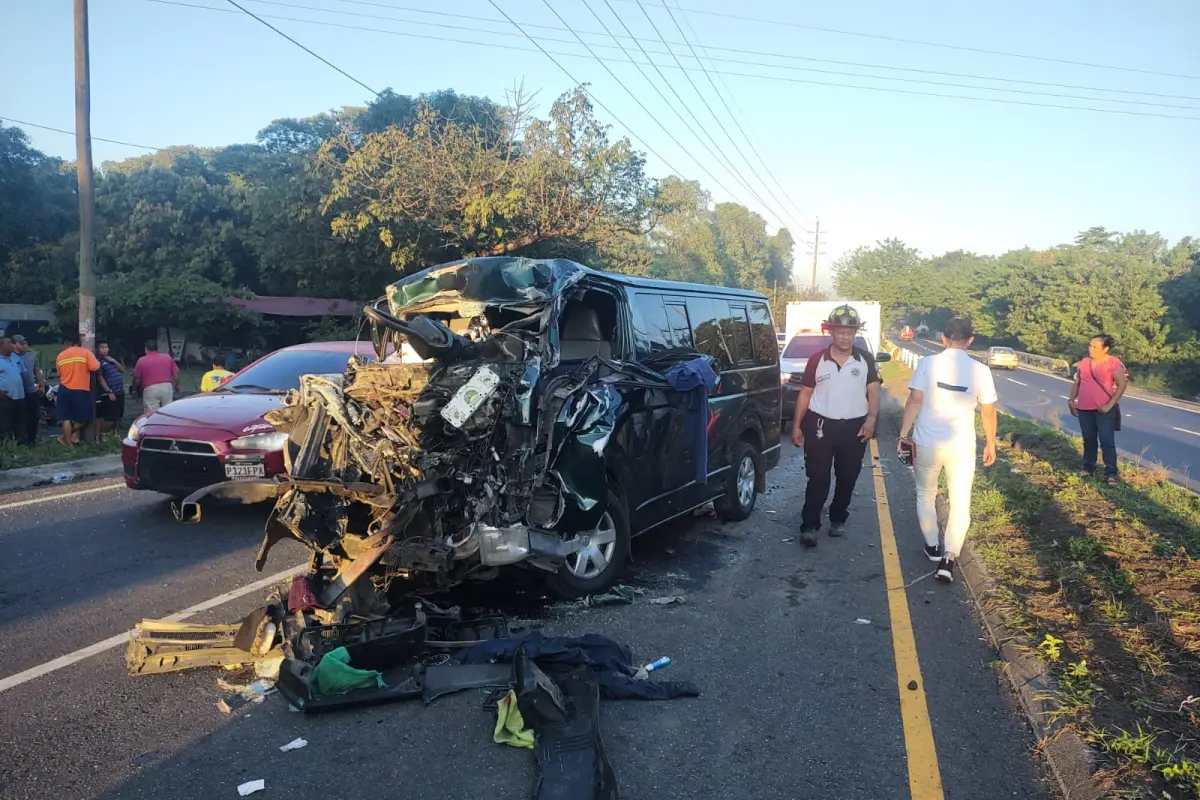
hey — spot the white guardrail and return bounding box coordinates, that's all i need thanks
[884,341,921,369]
[886,339,1071,377]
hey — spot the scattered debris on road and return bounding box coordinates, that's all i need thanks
[236,778,265,796]
[647,595,686,606]
[278,738,307,752]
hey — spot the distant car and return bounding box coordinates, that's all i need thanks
[780,333,871,419]
[899,326,915,340]
[122,341,376,498]
[776,332,787,351]
[986,346,1018,370]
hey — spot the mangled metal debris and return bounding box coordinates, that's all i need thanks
[179,257,681,620]
[126,619,283,676]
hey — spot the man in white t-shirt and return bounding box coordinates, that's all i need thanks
[897,317,998,583]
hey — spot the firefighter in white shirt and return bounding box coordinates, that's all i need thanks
[789,305,882,548]
[898,317,998,583]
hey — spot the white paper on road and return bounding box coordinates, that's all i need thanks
[238,779,265,796]
[279,737,307,752]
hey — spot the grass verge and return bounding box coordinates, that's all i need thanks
[883,355,1200,799]
[0,434,124,471]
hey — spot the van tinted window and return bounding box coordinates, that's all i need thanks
[631,293,673,358]
[664,302,693,350]
[686,297,734,369]
[748,302,776,364]
[725,304,754,365]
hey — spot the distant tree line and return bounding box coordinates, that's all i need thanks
[833,230,1200,397]
[0,86,797,348]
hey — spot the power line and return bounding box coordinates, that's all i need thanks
[628,0,801,232]
[576,0,763,210]
[258,0,1200,103]
[667,0,812,230]
[600,0,1200,82]
[482,0,692,183]
[658,0,813,229]
[0,117,162,150]
[532,0,750,207]
[221,0,378,96]
[207,1,1200,111]
[140,1,1200,122]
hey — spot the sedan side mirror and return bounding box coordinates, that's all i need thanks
[875,352,892,363]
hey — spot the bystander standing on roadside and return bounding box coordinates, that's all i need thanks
[789,304,882,548]
[54,334,101,446]
[897,317,998,583]
[95,339,126,434]
[1068,334,1127,486]
[11,335,43,445]
[200,357,234,392]
[132,340,180,413]
[0,336,29,442]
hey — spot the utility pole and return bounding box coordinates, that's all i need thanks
[74,0,97,350]
[805,218,826,292]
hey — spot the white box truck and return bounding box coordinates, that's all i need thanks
[783,300,882,356]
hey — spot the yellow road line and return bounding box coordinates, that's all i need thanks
[869,438,944,798]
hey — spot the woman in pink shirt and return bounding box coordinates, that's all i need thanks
[1067,334,1127,484]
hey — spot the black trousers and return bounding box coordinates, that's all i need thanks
[801,412,868,529]
[24,393,40,444]
[0,395,28,443]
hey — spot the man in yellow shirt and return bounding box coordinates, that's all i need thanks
[201,358,235,392]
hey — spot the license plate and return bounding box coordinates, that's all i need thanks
[225,462,266,479]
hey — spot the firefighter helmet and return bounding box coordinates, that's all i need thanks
[824,304,865,329]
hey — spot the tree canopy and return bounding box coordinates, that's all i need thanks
[833,229,1200,396]
[0,85,798,349]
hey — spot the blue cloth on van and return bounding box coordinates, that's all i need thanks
[663,356,719,485]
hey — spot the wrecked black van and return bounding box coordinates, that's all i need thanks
[179,257,781,604]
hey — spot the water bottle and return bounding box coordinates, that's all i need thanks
[643,656,671,673]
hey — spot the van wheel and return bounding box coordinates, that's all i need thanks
[546,489,630,599]
[714,440,761,522]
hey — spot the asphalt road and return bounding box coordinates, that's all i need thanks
[0,437,1052,799]
[896,338,1200,492]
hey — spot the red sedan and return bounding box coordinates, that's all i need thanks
[122,341,375,497]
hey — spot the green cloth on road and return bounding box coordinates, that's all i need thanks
[309,646,385,698]
[493,689,534,749]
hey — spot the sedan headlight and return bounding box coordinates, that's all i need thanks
[229,432,289,451]
[127,417,148,442]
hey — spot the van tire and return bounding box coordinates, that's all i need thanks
[714,439,760,522]
[546,489,630,599]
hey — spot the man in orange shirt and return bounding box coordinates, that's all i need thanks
[54,334,101,446]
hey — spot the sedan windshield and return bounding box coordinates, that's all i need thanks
[220,349,372,393]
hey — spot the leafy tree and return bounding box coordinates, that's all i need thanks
[712,202,770,290]
[832,238,922,324]
[0,123,77,297]
[320,87,654,275]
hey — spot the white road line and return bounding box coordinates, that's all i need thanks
[1061,395,1070,400]
[0,482,125,512]
[1174,427,1200,437]
[1006,378,1028,386]
[1014,364,1199,414]
[0,564,304,695]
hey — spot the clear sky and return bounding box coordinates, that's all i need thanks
[2,0,1197,287]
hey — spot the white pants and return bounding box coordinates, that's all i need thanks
[914,442,977,558]
[142,383,175,413]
